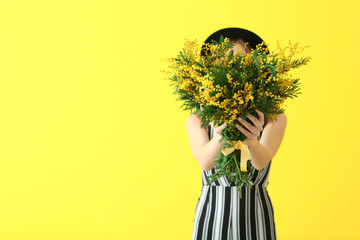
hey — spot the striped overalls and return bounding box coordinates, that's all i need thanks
[192,125,277,240]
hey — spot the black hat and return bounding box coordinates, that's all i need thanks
[200,27,269,57]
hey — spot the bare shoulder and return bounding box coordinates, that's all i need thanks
[186,114,210,167]
[187,113,200,122]
[186,114,202,129]
[261,113,287,159]
[264,113,287,128]
[186,114,208,135]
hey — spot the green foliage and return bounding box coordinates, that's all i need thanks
[162,36,312,197]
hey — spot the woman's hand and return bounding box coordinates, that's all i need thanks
[210,121,227,136]
[200,104,227,137]
[235,109,265,144]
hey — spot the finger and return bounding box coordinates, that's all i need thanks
[214,123,227,131]
[254,109,264,124]
[237,117,257,134]
[217,122,227,131]
[235,124,252,139]
[214,123,227,134]
[246,114,263,131]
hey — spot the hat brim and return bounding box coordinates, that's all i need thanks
[201,27,269,57]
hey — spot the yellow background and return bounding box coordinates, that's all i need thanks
[0,0,359,239]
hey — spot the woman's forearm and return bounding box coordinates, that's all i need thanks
[245,138,272,170]
[196,133,225,171]
[196,132,272,171]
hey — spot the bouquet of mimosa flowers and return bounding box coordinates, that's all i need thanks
[160,35,311,198]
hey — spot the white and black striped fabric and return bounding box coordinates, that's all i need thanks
[192,125,277,240]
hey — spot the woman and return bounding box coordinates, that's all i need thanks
[187,28,287,240]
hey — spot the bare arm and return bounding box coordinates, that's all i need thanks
[240,113,287,170]
[186,114,227,171]
[186,107,287,172]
